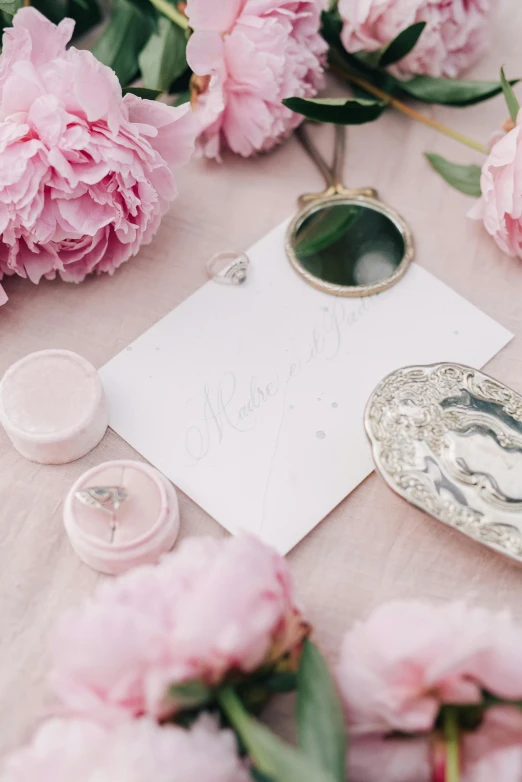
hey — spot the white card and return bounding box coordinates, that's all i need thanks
[100,220,512,554]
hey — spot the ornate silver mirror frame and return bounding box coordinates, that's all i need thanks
[285,124,414,297]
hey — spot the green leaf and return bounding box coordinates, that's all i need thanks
[425,153,482,197]
[251,771,277,782]
[218,688,338,782]
[500,66,520,123]
[400,74,519,107]
[378,21,426,68]
[122,86,162,100]
[91,0,154,86]
[0,0,23,15]
[169,680,212,709]
[174,90,191,106]
[33,0,102,37]
[320,7,343,48]
[138,15,187,92]
[295,205,362,258]
[283,96,385,125]
[68,0,102,37]
[328,46,401,99]
[125,0,160,23]
[322,11,376,76]
[321,8,402,95]
[265,672,297,693]
[349,82,378,102]
[32,0,67,21]
[351,50,383,69]
[296,640,346,782]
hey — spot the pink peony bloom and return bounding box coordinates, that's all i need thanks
[469,115,522,258]
[185,0,327,159]
[49,534,307,722]
[337,601,522,782]
[0,8,195,305]
[462,744,522,782]
[0,715,249,782]
[348,735,432,782]
[339,0,492,78]
[347,716,522,782]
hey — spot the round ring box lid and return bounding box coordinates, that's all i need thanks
[0,349,108,464]
[64,460,180,575]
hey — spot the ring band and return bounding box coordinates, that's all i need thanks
[207,251,249,285]
[75,485,128,543]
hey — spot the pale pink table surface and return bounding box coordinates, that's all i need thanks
[1,5,522,754]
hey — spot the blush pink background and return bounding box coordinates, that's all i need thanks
[1,3,522,754]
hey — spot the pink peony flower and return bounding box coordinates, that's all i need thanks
[469,115,522,258]
[0,8,195,305]
[339,0,492,78]
[185,0,327,159]
[348,735,432,782]
[347,716,522,782]
[0,715,249,782]
[49,534,307,722]
[337,601,522,782]
[462,744,522,782]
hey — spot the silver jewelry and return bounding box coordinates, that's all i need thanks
[286,124,413,297]
[75,486,128,543]
[207,251,249,285]
[365,362,522,565]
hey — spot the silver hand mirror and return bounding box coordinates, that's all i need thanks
[285,124,414,296]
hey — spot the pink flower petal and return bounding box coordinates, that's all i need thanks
[339,0,492,78]
[338,601,522,736]
[49,535,303,721]
[187,0,326,159]
[0,6,194,290]
[185,0,245,33]
[1,716,250,782]
[186,31,225,75]
[12,8,74,67]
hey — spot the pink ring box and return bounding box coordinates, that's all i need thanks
[0,349,108,464]
[64,460,180,575]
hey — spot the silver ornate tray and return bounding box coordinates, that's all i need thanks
[365,363,522,563]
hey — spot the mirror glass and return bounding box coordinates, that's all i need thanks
[292,202,406,288]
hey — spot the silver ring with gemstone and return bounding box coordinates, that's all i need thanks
[207,251,249,285]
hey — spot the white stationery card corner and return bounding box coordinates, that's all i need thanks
[100,220,512,554]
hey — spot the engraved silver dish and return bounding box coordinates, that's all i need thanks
[365,362,522,563]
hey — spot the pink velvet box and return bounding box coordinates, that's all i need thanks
[0,349,108,464]
[64,460,180,575]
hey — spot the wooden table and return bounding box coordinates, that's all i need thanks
[1,2,522,754]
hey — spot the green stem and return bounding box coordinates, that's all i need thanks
[444,708,460,782]
[218,688,253,747]
[148,0,189,29]
[218,687,270,775]
[330,54,486,154]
